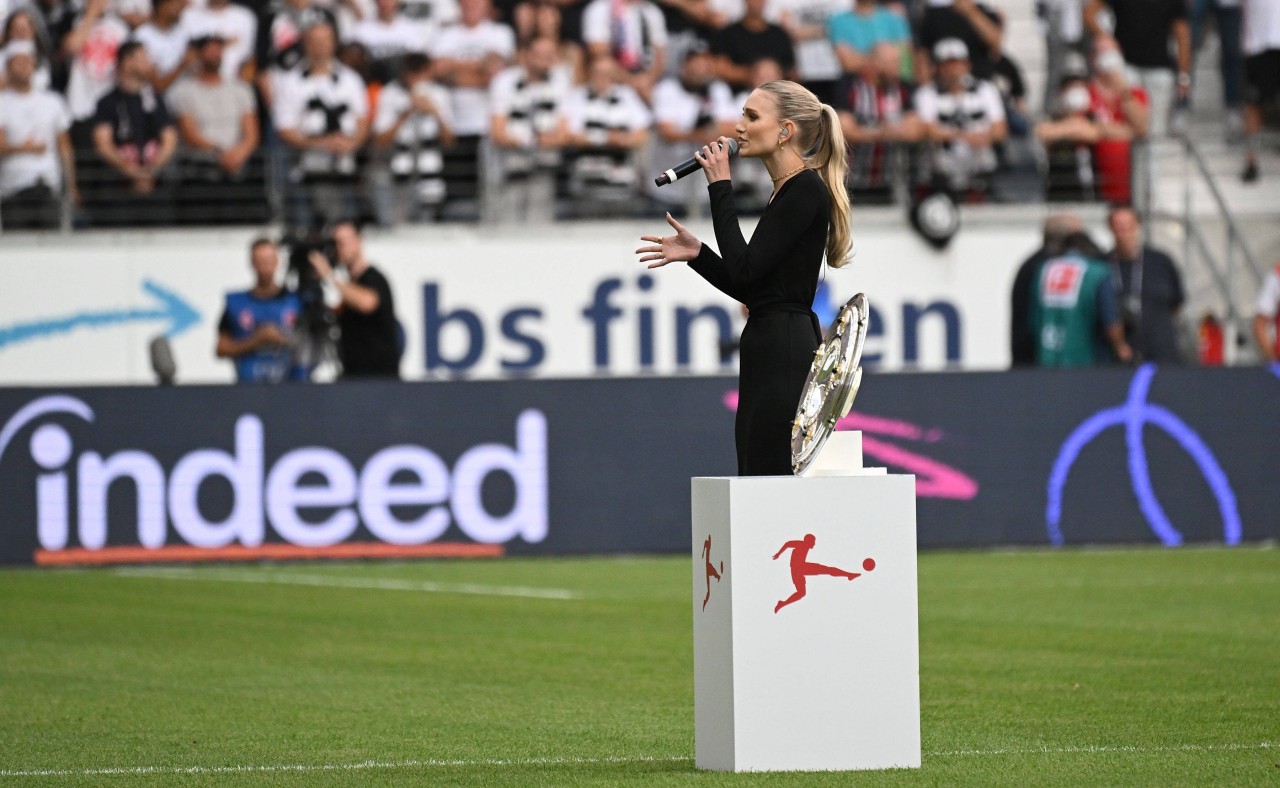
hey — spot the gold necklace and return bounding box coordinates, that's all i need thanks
[771,164,807,182]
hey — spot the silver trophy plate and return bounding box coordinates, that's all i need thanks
[791,293,870,476]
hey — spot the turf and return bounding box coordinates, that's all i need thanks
[0,547,1277,786]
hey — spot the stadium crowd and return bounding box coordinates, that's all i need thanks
[0,0,1276,229]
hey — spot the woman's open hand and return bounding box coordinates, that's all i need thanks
[636,212,702,269]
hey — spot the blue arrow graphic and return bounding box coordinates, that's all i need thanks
[0,279,201,351]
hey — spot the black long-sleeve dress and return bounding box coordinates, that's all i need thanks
[689,169,831,476]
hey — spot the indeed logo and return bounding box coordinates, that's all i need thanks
[0,396,548,553]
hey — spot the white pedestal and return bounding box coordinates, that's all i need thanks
[691,442,919,772]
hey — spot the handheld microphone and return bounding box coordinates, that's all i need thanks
[655,138,740,186]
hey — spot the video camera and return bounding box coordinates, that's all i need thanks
[281,223,340,373]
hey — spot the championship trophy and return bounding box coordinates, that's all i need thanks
[791,293,871,476]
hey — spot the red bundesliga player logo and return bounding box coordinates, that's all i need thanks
[701,534,724,611]
[772,533,875,614]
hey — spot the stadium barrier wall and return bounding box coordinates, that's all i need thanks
[2,364,1277,566]
[0,222,1043,385]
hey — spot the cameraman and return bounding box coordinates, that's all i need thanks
[308,221,402,379]
[216,238,310,383]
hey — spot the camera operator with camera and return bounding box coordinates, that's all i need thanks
[216,237,311,383]
[307,221,402,379]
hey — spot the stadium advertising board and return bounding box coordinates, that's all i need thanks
[1,365,1276,566]
[0,223,1039,385]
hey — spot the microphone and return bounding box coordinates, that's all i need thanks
[149,335,177,386]
[655,138,739,186]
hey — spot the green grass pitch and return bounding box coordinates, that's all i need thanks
[1,546,1277,785]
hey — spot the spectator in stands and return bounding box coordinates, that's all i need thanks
[1010,212,1085,367]
[776,0,844,104]
[430,0,517,139]
[216,237,309,383]
[650,0,717,84]
[1083,0,1190,137]
[371,52,455,225]
[1087,36,1147,204]
[90,40,178,224]
[511,0,585,85]
[1254,260,1280,363]
[349,0,428,86]
[255,0,335,109]
[1035,75,1100,201]
[274,19,369,227]
[0,39,77,228]
[1,8,54,91]
[308,220,402,379]
[711,0,795,92]
[988,46,1028,141]
[1240,0,1279,183]
[647,42,737,213]
[486,35,572,223]
[1105,204,1186,364]
[183,0,256,83]
[395,0,459,46]
[1037,0,1085,115]
[133,0,190,94]
[915,0,1002,81]
[168,32,263,222]
[563,53,651,212]
[834,41,921,202]
[62,0,130,128]
[1190,0,1244,140]
[827,0,911,79]
[114,0,149,32]
[1030,230,1132,367]
[582,0,666,102]
[914,37,1005,196]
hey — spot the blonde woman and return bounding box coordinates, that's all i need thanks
[637,79,852,475]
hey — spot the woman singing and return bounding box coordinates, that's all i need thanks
[636,80,852,476]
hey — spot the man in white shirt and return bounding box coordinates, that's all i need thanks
[181,0,256,81]
[132,0,192,93]
[349,0,428,84]
[371,52,454,224]
[564,53,651,213]
[914,37,1006,195]
[168,32,264,220]
[582,0,666,103]
[0,40,77,228]
[485,35,571,223]
[63,0,133,122]
[273,18,369,225]
[429,0,515,137]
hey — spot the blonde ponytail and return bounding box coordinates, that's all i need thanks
[756,81,853,268]
[816,103,852,268]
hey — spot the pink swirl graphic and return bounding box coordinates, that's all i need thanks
[722,391,978,500]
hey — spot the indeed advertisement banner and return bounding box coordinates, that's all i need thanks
[1,222,1040,386]
[1,365,1276,566]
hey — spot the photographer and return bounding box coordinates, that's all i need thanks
[308,221,402,379]
[216,238,310,383]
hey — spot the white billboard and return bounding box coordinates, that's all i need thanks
[1,220,1039,384]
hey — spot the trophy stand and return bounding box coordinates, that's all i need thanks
[691,295,921,772]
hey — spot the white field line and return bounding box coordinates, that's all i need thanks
[0,755,684,778]
[2,743,1273,778]
[113,567,584,601]
[931,742,1275,756]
